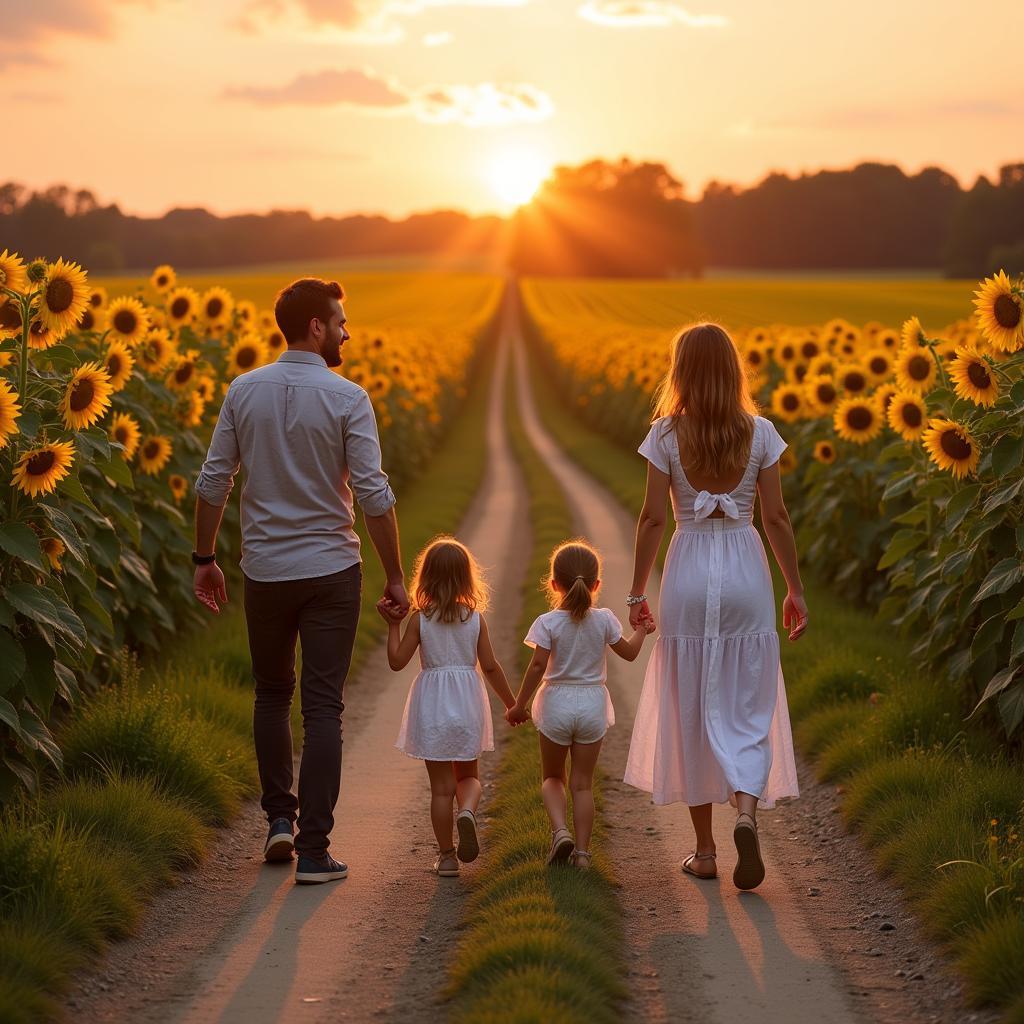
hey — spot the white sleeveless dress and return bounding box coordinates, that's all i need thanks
[396,609,494,762]
[624,415,800,809]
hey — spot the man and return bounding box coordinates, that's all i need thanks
[192,277,409,885]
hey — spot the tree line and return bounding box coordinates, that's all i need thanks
[2,160,1022,278]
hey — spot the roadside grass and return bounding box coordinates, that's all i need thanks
[446,350,626,1024]
[0,317,499,1020]
[521,319,1024,1019]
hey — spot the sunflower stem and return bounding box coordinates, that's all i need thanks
[9,293,31,521]
[925,337,950,391]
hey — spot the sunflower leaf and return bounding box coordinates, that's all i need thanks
[0,522,46,572]
[945,484,983,531]
[57,472,99,513]
[973,559,1024,605]
[2,584,86,649]
[38,345,81,367]
[991,434,1024,477]
[997,683,1024,735]
[877,529,926,570]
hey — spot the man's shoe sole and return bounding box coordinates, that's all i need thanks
[264,834,295,863]
[295,866,349,885]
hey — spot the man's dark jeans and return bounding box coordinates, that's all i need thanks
[243,563,361,857]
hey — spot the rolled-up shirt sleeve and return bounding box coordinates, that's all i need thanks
[345,389,396,516]
[195,389,241,507]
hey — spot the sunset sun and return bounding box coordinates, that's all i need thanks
[487,148,549,208]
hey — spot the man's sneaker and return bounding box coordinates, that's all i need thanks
[264,818,294,863]
[295,853,349,885]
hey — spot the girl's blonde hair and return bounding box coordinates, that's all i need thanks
[652,322,758,477]
[545,540,601,622]
[411,536,488,623]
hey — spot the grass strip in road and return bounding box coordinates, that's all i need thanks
[446,351,626,1024]
[0,328,499,1024]
[521,324,1024,1021]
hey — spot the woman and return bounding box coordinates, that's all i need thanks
[623,322,807,891]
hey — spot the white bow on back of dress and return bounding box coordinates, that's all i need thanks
[693,490,739,521]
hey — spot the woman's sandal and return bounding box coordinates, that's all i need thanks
[681,852,717,879]
[571,849,593,871]
[546,827,575,865]
[732,812,766,890]
[434,848,459,877]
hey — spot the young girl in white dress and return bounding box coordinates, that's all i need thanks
[381,536,517,878]
[507,541,655,869]
[624,322,807,891]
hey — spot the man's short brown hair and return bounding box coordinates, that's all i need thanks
[274,278,346,344]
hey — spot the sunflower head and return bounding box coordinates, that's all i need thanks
[36,258,90,340]
[227,334,268,378]
[923,418,980,479]
[26,259,47,284]
[105,296,151,346]
[137,435,173,476]
[12,441,75,498]
[0,250,28,297]
[894,345,937,393]
[166,286,200,328]
[150,265,176,293]
[60,362,114,430]
[813,440,836,465]
[949,346,999,407]
[168,474,188,504]
[886,390,929,441]
[41,537,66,572]
[863,348,893,383]
[972,270,1024,353]
[901,316,926,349]
[836,362,870,395]
[87,286,107,310]
[0,379,21,442]
[166,349,202,391]
[103,341,135,392]
[779,449,797,475]
[110,412,142,459]
[27,318,59,351]
[803,374,838,415]
[137,329,177,374]
[200,287,234,328]
[833,397,882,444]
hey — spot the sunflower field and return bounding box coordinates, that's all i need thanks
[0,252,498,796]
[522,272,1024,737]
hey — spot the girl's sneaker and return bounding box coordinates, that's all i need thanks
[455,809,479,863]
[434,848,459,877]
[546,827,574,865]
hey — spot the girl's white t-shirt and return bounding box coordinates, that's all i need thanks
[524,607,623,686]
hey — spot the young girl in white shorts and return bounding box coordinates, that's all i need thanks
[507,540,655,868]
[381,536,517,878]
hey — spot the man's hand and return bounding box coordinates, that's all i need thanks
[628,599,652,631]
[383,579,410,616]
[194,562,227,614]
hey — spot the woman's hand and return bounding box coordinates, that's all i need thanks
[505,704,531,727]
[628,599,653,631]
[783,590,808,641]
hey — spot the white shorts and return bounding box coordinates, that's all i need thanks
[533,683,613,747]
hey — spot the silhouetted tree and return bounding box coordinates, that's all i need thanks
[944,164,1024,277]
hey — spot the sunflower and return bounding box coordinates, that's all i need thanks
[11,441,75,498]
[803,375,838,415]
[797,336,822,362]
[110,412,141,459]
[774,338,799,366]
[235,300,256,327]
[973,271,1024,352]
[149,265,176,293]
[0,249,28,297]
[105,296,150,346]
[886,390,928,441]
[258,309,276,332]
[265,329,287,359]
[165,287,200,329]
[0,380,21,443]
[894,346,937,393]
[747,327,772,346]
[35,259,90,339]
[200,287,233,329]
[786,363,809,384]
[901,316,926,349]
[876,328,900,351]
[166,349,201,391]
[949,347,999,406]
[87,286,107,310]
[0,298,23,340]
[807,354,836,378]
[779,449,797,475]
[767,383,802,422]
[833,398,882,444]
[835,328,861,358]
[77,306,100,332]
[742,344,769,374]
[923,418,979,479]
[178,391,206,428]
[813,440,836,464]
[194,375,216,403]
[836,362,870,395]
[872,383,899,416]
[137,329,177,374]
[367,373,392,399]
[60,362,114,430]
[102,341,135,392]
[27,318,59,351]
[862,348,893,383]
[226,334,267,378]
[168,474,188,504]
[137,435,173,476]
[41,537,65,572]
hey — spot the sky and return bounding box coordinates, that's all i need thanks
[1,0,1022,219]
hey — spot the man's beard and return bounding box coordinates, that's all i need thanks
[324,342,343,368]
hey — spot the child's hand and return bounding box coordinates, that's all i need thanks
[641,613,656,635]
[505,704,530,727]
[376,597,407,623]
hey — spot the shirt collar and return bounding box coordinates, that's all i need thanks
[278,349,327,367]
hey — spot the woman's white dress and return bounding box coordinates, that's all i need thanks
[624,415,799,809]
[396,609,494,761]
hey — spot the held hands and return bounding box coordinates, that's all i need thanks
[782,590,808,641]
[628,598,654,632]
[376,596,408,623]
[640,611,656,635]
[378,579,411,623]
[505,703,531,727]
[193,563,227,615]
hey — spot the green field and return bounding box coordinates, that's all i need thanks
[523,276,976,331]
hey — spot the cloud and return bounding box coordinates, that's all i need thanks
[225,68,408,108]
[422,30,453,46]
[225,67,554,126]
[578,0,727,28]
[238,0,527,43]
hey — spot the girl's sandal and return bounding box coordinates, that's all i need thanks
[434,848,459,877]
[571,849,593,871]
[732,812,766,891]
[681,852,717,879]
[546,827,575,865]
[456,808,479,863]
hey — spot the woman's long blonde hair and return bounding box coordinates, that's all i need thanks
[545,540,601,622]
[652,322,758,476]
[411,536,489,623]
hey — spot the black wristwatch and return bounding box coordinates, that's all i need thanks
[191,551,216,566]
